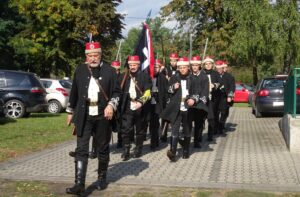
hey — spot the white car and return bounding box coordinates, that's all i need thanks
[40,79,71,113]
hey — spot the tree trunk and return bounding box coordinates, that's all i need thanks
[252,58,258,85]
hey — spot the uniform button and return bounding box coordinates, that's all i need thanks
[82,105,84,107]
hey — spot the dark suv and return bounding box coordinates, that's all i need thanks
[0,70,47,118]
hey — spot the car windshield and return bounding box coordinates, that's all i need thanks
[243,84,253,91]
[262,79,285,89]
[59,80,72,89]
[235,84,244,90]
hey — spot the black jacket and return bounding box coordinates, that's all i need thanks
[165,65,178,79]
[67,62,121,136]
[191,70,209,112]
[203,69,222,101]
[120,70,152,113]
[160,73,200,123]
[151,72,169,114]
[220,72,235,98]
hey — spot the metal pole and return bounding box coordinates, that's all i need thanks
[189,33,193,61]
[202,38,209,61]
[116,40,123,61]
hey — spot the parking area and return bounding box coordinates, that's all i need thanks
[1,107,300,192]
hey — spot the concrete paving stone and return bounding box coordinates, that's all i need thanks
[1,107,300,192]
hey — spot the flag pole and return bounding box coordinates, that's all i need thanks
[189,33,193,61]
[202,38,209,60]
[115,40,123,61]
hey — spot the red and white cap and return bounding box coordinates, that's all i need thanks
[155,59,162,66]
[202,56,214,64]
[215,60,224,68]
[190,56,201,64]
[128,55,140,64]
[111,61,121,69]
[222,60,228,67]
[169,53,179,60]
[85,42,101,54]
[177,57,190,66]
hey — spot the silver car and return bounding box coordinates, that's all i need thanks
[40,79,71,113]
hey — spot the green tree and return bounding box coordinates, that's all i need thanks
[0,0,25,70]
[7,0,123,77]
[273,0,300,73]
[161,0,235,60]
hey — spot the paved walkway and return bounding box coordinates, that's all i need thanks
[1,107,300,193]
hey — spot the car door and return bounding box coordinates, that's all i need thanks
[0,71,7,101]
[234,84,249,102]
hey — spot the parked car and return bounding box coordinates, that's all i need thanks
[234,82,253,103]
[251,75,289,118]
[0,98,4,116]
[0,70,47,118]
[40,78,71,113]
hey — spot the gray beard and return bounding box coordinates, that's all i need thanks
[90,63,99,68]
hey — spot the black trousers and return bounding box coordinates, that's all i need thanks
[189,108,207,142]
[121,108,144,147]
[75,115,111,163]
[149,104,160,146]
[171,110,191,138]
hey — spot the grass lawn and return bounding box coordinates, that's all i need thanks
[1,179,300,197]
[233,102,251,107]
[0,113,74,162]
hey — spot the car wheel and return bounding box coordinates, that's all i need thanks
[255,107,262,118]
[5,99,26,119]
[47,100,62,114]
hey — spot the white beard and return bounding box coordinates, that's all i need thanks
[90,63,99,68]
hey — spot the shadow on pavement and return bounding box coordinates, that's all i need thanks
[82,159,149,196]
[225,122,237,132]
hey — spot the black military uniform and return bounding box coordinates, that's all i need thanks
[217,71,235,133]
[161,72,200,161]
[120,70,152,160]
[189,70,209,147]
[203,68,222,141]
[66,61,121,194]
[149,71,168,149]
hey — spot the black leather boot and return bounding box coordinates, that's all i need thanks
[167,137,178,162]
[194,128,201,148]
[182,137,191,159]
[121,145,131,161]
[69,151,76,157]
[66,160,87,195]
[133,135,143,158]
[207,124,214,142]
[160,121,168,142]
[116,132,123,149]
[96,158,109,190]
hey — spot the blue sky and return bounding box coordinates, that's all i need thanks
[117,0,171,36]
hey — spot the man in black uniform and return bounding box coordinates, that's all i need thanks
[149,59,168,150]
[189,56,209,148]
[161,57,200,161]
[120,55,152,161]
[160,53,179,142]
[217,60,235,133]
[202,56,222,141]
[66,42,121,195]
